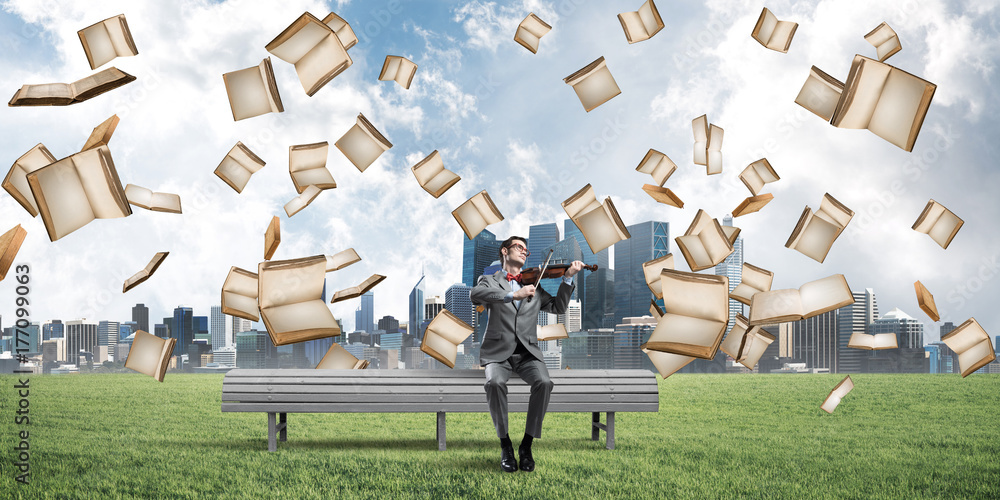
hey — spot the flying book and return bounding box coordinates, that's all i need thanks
[642,254,675,299]
[750,7,797,53]
[222,57,283,121]
[941,318,996,377]
[378,55,418,89]
[740,158,779,196]
[832,55,936,151]
[847,331,897,350]
[123,252,169,293]
[265,216,280,260]
[618,0,664,44]
[326,248,361,272]
[124,184,181,214]
[642,184,684,208]
[81,114,120,152]
[649,299,664,320]
[26,145,131,242]
[321,12,358,51]
[316,342,368,369]
[562,184,631,254]
[733,194,774,217]
[538,323,569,341]
[283,184,322,217]
[675,209,733,272]
[794,66,844,121]
[258,255,341,346]
[335,113,392,172]
[729,262,773,306]
[514,13,551,54]
[0,225,27,282]
[914,280,939,322]
[692,115,723,174]
[635,149,677,187]
[289,142,335,193]
[265,12,352,96]
[420,309,474,368]
[563,56,621,112]
[864,22,901,62]
[4,143,57,217]
[330,274,386,303]
[719,314,775,369]
[722,225,741,246]
[453,190,504,240]
[78,14,137,70]
[785,193,854,263]
[9,67,136,106]
[411,150,460,198]
[222,266,259,321]
[215,141,266,193]
[643,348,695,378]
[640,269,729,359]
[749,274,854,326]
[912,199,963,249]
[821,376,854,414]
[124,330,175,382]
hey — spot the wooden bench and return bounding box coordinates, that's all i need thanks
[221,368,659,452]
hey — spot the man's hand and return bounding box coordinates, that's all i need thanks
[513,285,536,300]
[564,260,585,278]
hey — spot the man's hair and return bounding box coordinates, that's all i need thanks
[498,236,528,259]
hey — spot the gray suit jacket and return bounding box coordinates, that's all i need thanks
[471,270,575,365]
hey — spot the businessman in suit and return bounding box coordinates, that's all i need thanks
[471,235,582,472]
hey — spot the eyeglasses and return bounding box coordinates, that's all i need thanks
[508,244,530,257]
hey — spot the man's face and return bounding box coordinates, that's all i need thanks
[505,240,529,267]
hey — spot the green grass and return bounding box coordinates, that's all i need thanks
[1,373,998,499]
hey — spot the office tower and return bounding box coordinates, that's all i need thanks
[162,317,173,339]
[526,223,560,268]
[194,316,209,342]
[791,310,839,371]
[409,274,426,339]
[562,329,615,369]
[614,316,656,370]
[65,320,98,361]
[132,303,149,333]
[377,315,400,332]
[837,288,879,373]
[19,323,40,354]
[212,347,237,367]
[564,219,611,330]
[445,283,475,345]
[235,330,276,369]
[940,322,956,339]
[354,291,375,333]
[870,308,926,373]
[42,338,64,366]
[462,229,502,286]
[303,336,333,367]
[927,341,955,373]
[42,320,64,340]
[425,296,445,321]
[231,316,252,338]
[210,306,227,350]
[97,321,119,359]
[172,306,194,356]
[714,214,744,332]
[119,322,137,340]
[557,299,582,333]
[154,323,168,338]
[613,220,670,325]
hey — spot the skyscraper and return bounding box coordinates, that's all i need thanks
[97,321,120,356]
[354,291,375,333]
[870,308,926,373]
[65,320,98,361]
[132,303,149,333]
[837,288,879,373]
[409,274,426,339]
[172,306,194,356]
[613,220,670,325]
[425,296,446,322]
[791,310,839,371]
[210,306,227,350]
[714,214,744,332]
[526,223,560,269]
[614,316,657,370]
[462,229,502,287]
[564,219,611,330]
[42,320,63,340]
[445,283,474,345]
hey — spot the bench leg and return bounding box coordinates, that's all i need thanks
[592,412,600,441]
[606,412,615,450]
[436,412,447,451]
[279,413,287,442]
[268,413,277,452]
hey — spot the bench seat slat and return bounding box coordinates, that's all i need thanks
[222,393,657,404]
[222,383,658,395]
[222,377,653,386]
[224,369,652,378]
[222,402,659,413]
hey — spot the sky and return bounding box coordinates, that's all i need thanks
[1,0,998,343]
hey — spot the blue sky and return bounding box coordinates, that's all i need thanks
[1,0,999,342]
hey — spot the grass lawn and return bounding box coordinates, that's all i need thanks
[1,373,998,499]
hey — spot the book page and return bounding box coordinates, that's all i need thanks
[643,255,675,297]
[942,319,988,353]
[957,339,993,374]
[421,332,458,366]
[562,184,600,219]
[291,169,336,191]
[928,209,962,248]
[676,235,711,269]
[452,198,489,239]
[20,83,73,99]
[290,143,330,173]
[799,274,852,317]
[316,343,361,369]
[71,67,129,98]
[75,149,128,219]
[877,38,901,62]
[834,57,892,129]
[574,203,620,254]
[848,332,874,349]
[125,184,153,208]
[873,333,898,349]
[215,157,253,192]
[817,194,853,227]
[643,348,694,378]
[868,68,935,151]
[749,289,804,324]
[224,66,271,121]
[754,8,777,44]
[258,256,326,308]
[232,143,265,172]
[428,311,473,344]
[262,300,337,335]
[422,169,460,196]
[795,67,844,121]
[322,13,358,50]
[521,13,551,37]
[6,144,56,216]
[150,192,181,213]
[104,17,133,57]
[223,268,259,300]
[692,115,708,164]
[124,330,168,378]
[729,283,758,304]
[394,58,417,88]
[294,33,350,94]
[661,272,728,323]
[702,226,733,264]
[648,313,726,348]
[767,21,796,51]
[791,213,840,262]
[380,57,401,80]
[742,264,773,291]
[336,123,386,171]
[266,15,331,64]
[81,22,116,69]
[618,12,648,42]
[638,1,661,35]
[326,248,361,271]
[567,60,621,112]
[28,158,95,240]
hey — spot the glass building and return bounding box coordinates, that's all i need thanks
[613,220,669,325]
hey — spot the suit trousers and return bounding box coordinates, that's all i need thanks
[483,352,554,438]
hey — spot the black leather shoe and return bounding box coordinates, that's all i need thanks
[518,446,535,472]
[501,443,518,473]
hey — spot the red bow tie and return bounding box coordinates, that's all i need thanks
[506,272,522,284]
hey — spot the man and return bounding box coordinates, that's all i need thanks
[471,235,583,472]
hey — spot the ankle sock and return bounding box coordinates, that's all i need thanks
[500,434,512,448]
[520,433,533,450]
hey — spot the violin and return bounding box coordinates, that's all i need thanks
[517,263,598,285]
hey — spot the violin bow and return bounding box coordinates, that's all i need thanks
[534,249,555,287]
